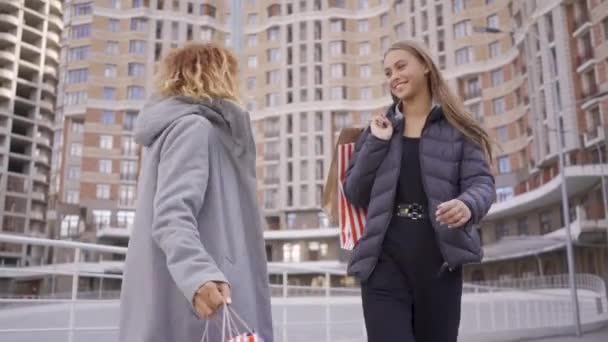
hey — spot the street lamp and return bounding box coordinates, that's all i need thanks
[474,25,583,336]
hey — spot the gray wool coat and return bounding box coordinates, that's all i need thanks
[343,104,495,283]
[119,96,273,342]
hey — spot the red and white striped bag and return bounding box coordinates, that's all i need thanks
[337,142,367,250]
[201,304,264,342]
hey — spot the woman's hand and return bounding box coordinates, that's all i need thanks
[193,281,232,319]
[435,199,471,228]
[370,113,393,141]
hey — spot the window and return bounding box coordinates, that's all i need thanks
[129,40,146,54]
[106,41,119,55]
[67,166,80,180]
[359,42,371,56]
[487,14,499,29]
[246,77,256,91]
[117,211,135,227]
[266,70,280,84]
[122,136,137,156]
[70,143,82,157]
[71,24,91,39]
[99,160,112,174]
[101,111,115,125]
[453,20,471,39]
[358,0,369,9]
[127,86,146,100]
[603,17,608,41]
[266,93,279,106]
[329,41,345,56]
[496,125,508,142]
[96,185,111,200]
[330,63,344,78]
[330,86,345,100]
[71,121,84,133]
[92,210,111,229]
[246,34,257,48]
[453,0,471,12]
[496,187,513,202]
[65,91,87,106]
[334,111,352,130]
[121,161,138,180]
[247,14,258,25]
[330,19,344,33]
[60,215,80,236]
[539,211,552,234]
[72,2,92,16]
[517,217,529,236]
[103,87,116,100]
[394,23,406,38]
[130,17,147,31]
[110,0,120,9]
[67,68,88,84]
[68,46,90,61]
[133,0,145,8]
[497,156,510,174]
[381,36,390,51]
[65,191,80,204]
[128,63,146,77]
[358,20,369,33]
[108,19,120,32]
[315,160,324,180]
[104,64,117,78]
[495,222,509,240]
[491,69,504,86]
[267,48,281,63]
[171,21,179,40]
[380,14,389,28]
[200,27,213,41]
[455,47,472,65]
[248,56,257,69]
[100,135,113,149]
[360,87,372,100]
[314,136,324,155]
[493,97,506,115]
[124,112,137,131]
[360,65,371,79]
[489,41,500,58]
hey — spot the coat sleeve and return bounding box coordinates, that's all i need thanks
[457,137,496,227]
[342,128,390,208]
[150,116,228,307]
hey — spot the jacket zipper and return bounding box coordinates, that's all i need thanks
[418,113,453,275]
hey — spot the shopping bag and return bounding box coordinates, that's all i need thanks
[200,304,263,342]
[322,127,367,250]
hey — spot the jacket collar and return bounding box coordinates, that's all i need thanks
[388,102,443,126]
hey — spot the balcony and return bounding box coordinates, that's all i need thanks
[583,125,605,147]
[573,12,591,35]
[30,210,45,221]
[576,50,595,72]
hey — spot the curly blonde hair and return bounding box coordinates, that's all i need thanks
[155,43,239,102]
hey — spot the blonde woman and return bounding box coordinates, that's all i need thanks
[343,40,495,341]
[119,43,273,342]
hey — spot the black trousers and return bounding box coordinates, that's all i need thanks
[361,217,463,342]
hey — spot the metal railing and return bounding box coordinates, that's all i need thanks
[0,234,607,342]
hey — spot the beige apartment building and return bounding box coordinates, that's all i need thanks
[52,0,230,258]
[38,0,608,287]
[0,0,62,266]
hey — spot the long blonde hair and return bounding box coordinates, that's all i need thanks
[155,43,240,102]
[386,40,493,161]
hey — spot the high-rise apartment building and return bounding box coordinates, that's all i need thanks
[0,0,62,266]
[53,0,230,248]
[48,0,608,284]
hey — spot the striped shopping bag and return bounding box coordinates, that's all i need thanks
[337,142,367,250]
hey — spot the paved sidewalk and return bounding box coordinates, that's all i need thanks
[519,325,608,342]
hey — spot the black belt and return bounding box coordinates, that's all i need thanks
[394,203,427,220]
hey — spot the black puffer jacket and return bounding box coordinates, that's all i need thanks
[343,104,495,282]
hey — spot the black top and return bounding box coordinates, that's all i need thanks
[395,136,428,205]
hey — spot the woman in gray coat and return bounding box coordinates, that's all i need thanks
[119,43,273,341]
[343,40,495,341]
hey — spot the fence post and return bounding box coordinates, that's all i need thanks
[68,247,81,342]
